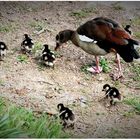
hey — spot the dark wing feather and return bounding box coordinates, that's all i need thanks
[77,20,107,41]
[77,17,140,62]
[77,17,131,45]
[106,28,131,45]
[93,17,120,27]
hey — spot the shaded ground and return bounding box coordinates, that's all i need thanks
[0,1,140,138]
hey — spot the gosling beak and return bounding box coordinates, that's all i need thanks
[6,46,8,50]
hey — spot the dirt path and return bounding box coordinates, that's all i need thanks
[0,1,140,138]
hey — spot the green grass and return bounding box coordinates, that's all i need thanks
[96,112,105,116]
[53,51,62,58]
[134,32,140,39]
[99,58,110,73]
[0,24,16,33]
[70,7,97,19]
[107,128,120,138]
[17,54,28,63]
[0,97,68,138]
[17,6,38,12]
[0,80,5,86]
[130,64,140,82]
[70,11,88,19]
[113,80,121,88]
[0,98,26,138]
[37,63,46,71]
[123,97,140,114]
[111,2,125,11]
[32,42,43,54]
[29,21,47,31]
[124,63,140,88]
[131,18,140,25]
[0,114,25,138]
[84,75,91,81]
[123,110,136,118]
[80,64,92,74]
[80,58,110,74]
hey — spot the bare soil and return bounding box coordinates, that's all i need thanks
[0,1,140,138]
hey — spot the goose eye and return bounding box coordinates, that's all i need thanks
[60,34,64,41]
[56,35,59,41]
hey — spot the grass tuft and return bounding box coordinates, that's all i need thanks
[123,97,140,114]
[134,32,140,39]
[80,58,110,74]
[111,2,125,11]
[17,54,28,63]
[29,21,47,32]
[0,80,5,86]
[70,7,97,19]
[0,25,14,33]
[80,64,92,74]
[32,42,43,54]
[131,18,140,25]
[123,111,136,118]
[99,58,110,73]
[0,97,68,138]
[107,128,120,138]
[124,63,140,88]
[0,114,25,138]
[130,64,140,82]
[37,63,46,71]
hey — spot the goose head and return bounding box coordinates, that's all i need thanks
[55,30,74,50]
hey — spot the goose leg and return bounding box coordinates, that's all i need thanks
[87,56,102,74]
[113,53,124,80]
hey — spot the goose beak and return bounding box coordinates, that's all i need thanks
[55,42,61,51]
[55,42,67,51]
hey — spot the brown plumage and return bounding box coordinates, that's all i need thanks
[55,17,140,80]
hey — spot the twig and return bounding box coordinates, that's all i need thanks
[33,110,57,116]
[32,80,54,85]
[34,27,54,35]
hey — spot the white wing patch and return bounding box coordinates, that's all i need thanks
[43,52,47,55]
[78,34,97,43]
[65,113,68,118]
[52,55,55,59]
[25,46,29,50]
[47,62,54,67]
[134,44,140,49]
[50,51,54,54]
[113,92,116,96]
[44,56,48,60]
[0,50,6,56]
[79,35,93,42]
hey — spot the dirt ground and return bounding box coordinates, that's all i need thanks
[0,1,140,138]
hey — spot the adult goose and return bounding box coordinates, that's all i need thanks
[55,17,140,80]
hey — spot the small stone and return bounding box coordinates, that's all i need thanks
[80,102,87,107]
[98,76,104,81]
